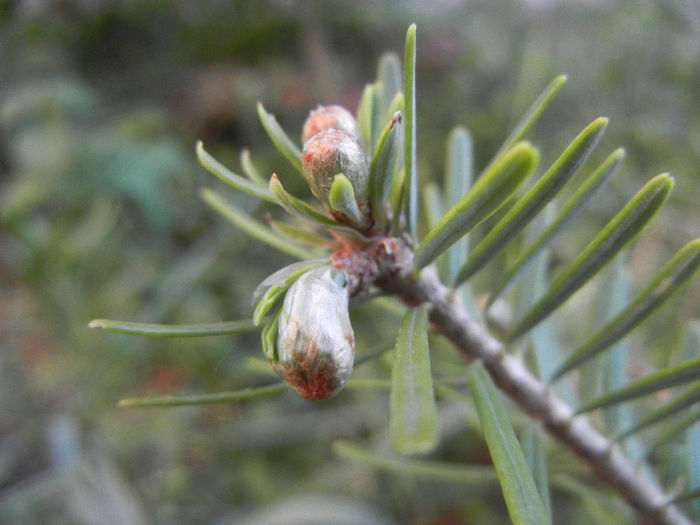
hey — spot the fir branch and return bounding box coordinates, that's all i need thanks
[381,263,693,525]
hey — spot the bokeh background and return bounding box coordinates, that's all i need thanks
[1,1,699,523]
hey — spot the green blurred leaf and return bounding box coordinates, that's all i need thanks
[484,74,567,175]
[240,148,267,186]
[414,142,538,273]
[354,345,394,368]
[422,182,444,232]
[390,166,405,232]
[144,234,221,319]
[488,148,624,307]
[88,136,186,227]
[641,407,700,463]
[443,126,474,284]
[669,487,700,506]
[553,473,631,524]
[514,204,576,403]
[196,141,276,203]
[468,364,551,525]
[575,355,700,413]
[88,318,258,337]
[345,378,392,390]
[257,102,303,175]
[683,322,700,361]
[118,383,289,408]
[240,355,274,376]
[0,172,55,222]
[509,173,674,341]
[403,24,418,238]
[594,258,645,461]
[552,239,700,379]
[614,382,700,442]
[61,198,120,258]
[686,422,700,519]
[267,217,331,248]
[577,255,627,410]
[333,440,498,484]
[457,117,607,283]
[369,84,385,153]
[378,52,402,113]
[238,494,393,525]
[684,323,700,519]
[391,305,438,455]
[522,426,551,519]
[356,82,381,150]
[200,187,310,259]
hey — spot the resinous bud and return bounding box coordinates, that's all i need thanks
[302,129,369,212]
[274,266,355,401]
[302,104,359,144]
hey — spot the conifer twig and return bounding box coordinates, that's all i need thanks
[381,264,692,525]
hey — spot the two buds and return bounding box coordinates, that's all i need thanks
[255,264,355,401]
[257,105,379,400]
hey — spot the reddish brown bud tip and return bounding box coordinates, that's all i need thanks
[302,105,359,144]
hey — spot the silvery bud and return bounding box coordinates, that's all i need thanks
[302,129,369,212]
[274,266,355,401]
[302,104,359,144]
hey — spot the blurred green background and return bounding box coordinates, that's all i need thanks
[1,1,698,523]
